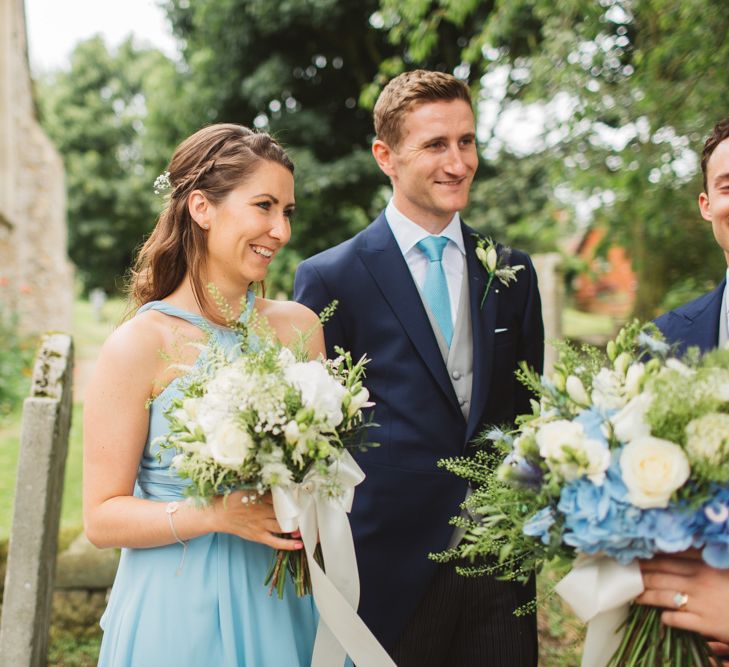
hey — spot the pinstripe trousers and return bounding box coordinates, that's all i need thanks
[390,561,538,666]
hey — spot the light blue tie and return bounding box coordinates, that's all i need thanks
[416,236,453,346]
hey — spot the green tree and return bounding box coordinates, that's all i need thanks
[160,0,483,262]
[37,36,179,294]
[376,0,729,317]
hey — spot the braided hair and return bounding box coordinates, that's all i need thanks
[128,124,294,322]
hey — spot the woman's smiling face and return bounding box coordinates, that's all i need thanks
[202,159,295,288]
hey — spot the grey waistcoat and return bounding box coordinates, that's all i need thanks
[417,266,475,547]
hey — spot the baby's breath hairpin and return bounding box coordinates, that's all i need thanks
[473,234,525,307]
[153,171,172,195]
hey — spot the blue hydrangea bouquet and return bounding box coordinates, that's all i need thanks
[435,321,729,666]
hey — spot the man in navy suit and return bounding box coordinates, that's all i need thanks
[641,119,729,659]
[294,70,543,665]
[655,118,729,352]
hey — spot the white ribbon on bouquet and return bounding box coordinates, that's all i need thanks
[555,555,645,667]
[272,450,396,667]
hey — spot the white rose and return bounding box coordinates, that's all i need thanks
[285,361,346,428]
[591,368,627,411]
[580,437,612,485]
[685,413,729,465]
[566,375,590,406]
[209,420,252,468]
[610,392,653,443]
[620,436,690,509]
[536,420,583,459]
[536,420,610,484]
[624,363,646,398]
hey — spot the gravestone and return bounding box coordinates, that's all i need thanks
[0,334,74,667]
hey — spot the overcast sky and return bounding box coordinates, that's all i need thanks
[24,0,178,74]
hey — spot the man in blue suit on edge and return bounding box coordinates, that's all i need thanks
[294,70,543,665]
[655,118,729,353]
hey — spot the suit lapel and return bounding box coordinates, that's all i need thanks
[357,214,459,411]
[463,227,497,444]
[675,279,725,352]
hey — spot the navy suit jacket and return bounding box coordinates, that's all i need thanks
[293,212,544,650]
[654,279,726,353]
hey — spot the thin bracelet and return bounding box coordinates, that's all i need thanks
[166,501,189,576]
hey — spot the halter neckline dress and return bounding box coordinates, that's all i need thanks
[98,294,317,666]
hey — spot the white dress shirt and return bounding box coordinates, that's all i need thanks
[385,200,466,323]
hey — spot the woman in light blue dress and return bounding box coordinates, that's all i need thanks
[84,124,321,666]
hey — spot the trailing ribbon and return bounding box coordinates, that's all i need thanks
[272,451,395,667]
[555,555,645,667]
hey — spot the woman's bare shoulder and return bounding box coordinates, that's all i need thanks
[254,298,322,350]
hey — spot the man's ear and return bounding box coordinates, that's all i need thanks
[372,139,397,179]
[188,190,212,230]
[699,192,712,222]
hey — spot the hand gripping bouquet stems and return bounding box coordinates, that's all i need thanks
[435,321,729,667]
[157,298,377,599]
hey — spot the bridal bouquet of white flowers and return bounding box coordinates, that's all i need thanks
[157,306,376,599]
[437,321,729,667]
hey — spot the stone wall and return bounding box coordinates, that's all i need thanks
[0,0,73,334]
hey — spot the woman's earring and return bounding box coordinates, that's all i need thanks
[202,224,210,230]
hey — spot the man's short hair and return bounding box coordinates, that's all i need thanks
[701,118,729,191]
[373,70,472,149]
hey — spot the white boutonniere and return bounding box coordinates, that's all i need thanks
[473,235,525,307]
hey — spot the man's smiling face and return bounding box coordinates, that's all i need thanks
[700,137,729,267]
[375,99,478,231]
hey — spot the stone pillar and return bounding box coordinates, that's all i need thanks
[0,0,73,333]
[532,252,563,375]
[0,334,74,667]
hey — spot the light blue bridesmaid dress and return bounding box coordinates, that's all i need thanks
[98,294,317,667]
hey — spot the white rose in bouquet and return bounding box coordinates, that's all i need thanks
[619,436,690,508]
[209,420,252,467]
[609,392,653,443]
[591,368,626,411]
[536,420,610,484]
[285,361,346,428]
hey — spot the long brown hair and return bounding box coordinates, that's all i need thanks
[128,124,294,322]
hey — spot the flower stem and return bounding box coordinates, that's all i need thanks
[607,604,717,666]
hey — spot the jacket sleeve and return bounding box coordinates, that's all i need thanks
[515,255,545,417]
[293,259,348,358]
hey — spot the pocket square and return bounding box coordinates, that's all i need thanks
[494,327,509,333]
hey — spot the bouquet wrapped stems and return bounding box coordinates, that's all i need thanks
[266,542,325,599]
[608,604,718,666]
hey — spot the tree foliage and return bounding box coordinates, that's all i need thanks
[160,0,404,263]
[377,0,729,316]
[37,36,179,294]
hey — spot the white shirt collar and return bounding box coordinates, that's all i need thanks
[385,199,465,256]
